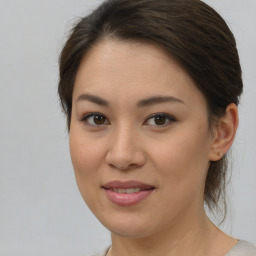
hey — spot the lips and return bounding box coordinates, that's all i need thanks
[111,188,142,193]
[102,180,155,190]
[102,180,155,206]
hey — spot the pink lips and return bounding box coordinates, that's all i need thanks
[102,180,155,206]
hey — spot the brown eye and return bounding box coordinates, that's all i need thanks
[93,115,106,125]
[154,116,167,126]
[82,113,109,126]
[145,113,176,127]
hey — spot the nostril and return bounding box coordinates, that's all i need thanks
[108,162,134,171]
[105,148,146,170]
[106,152,135,170]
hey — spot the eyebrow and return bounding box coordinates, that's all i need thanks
[75,93,184,107]
[137,96,184,107]
[76,93,109,106]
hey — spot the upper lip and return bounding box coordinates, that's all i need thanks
[102,180,155,189]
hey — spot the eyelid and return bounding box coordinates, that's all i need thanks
[81,112,110,126]
[144,112,176,127]
[80,112,176,128]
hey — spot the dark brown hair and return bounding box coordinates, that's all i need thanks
[58,0,243,215]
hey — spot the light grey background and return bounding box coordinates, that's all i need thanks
[0,0,255,255]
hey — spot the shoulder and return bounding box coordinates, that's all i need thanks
[225,240,256,256]
[89,246,111,256]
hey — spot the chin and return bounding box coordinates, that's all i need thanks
[99,213,159,239]
[109,226,152,239]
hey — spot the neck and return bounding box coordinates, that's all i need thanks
[108,209,236,256]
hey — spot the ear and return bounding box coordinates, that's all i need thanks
[209,103,239,161]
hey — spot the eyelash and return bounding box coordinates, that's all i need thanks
[144,113,176,127]
[81,112,109,127]
[81,112,176,128]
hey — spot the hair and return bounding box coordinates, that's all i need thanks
[58,0,243,217]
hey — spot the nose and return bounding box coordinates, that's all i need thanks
[105,125,146,170]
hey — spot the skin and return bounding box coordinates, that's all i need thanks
[69,39,239,256]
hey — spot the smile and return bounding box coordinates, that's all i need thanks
[111,188,151,194]
[102,180,155,206]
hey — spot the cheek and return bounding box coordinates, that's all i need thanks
[150,126,211,191]
[69,131,106,201]
[152,131,209,166]
[148,134,210,219]
[69,131,104,172]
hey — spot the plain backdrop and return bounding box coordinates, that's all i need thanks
[0,0,255,255]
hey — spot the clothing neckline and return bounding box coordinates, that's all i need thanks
[103,240,256,256]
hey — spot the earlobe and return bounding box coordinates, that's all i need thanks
[209,103,239,161]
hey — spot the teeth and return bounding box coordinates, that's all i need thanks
[113,188,141,194]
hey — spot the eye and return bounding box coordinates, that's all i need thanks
[81,113,109,126]
[144,113,176,127]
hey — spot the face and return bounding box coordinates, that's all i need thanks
[69,39,215,239]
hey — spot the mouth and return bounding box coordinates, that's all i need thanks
[107,187,153,194]
[102,180,155,206]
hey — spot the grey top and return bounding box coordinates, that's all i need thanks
[91,240,256,256]
[225,240,256,256]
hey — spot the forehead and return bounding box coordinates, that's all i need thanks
[73,39,205,108]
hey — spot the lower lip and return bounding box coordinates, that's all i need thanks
[103,188,154,206]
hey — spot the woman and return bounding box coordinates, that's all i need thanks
[58,0,256,255]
